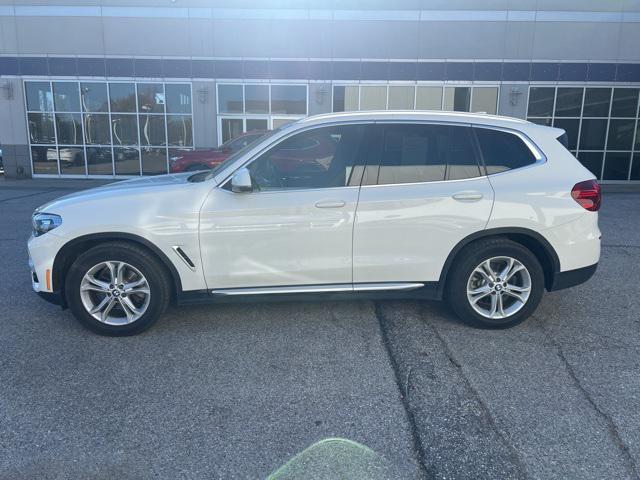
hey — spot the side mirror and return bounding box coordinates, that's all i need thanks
[231,167,253,193]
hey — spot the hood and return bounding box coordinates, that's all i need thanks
[36,172,196,213]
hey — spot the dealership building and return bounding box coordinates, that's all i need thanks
[0,0,639,183]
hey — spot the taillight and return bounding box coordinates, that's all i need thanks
[571,180,601,212]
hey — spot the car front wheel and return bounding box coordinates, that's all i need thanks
[65,242,170,336]
[446,238,545,328]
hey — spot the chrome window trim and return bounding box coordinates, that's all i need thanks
[210,282,425,296]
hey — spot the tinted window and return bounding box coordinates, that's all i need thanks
[475,128,537,174]
[248,125,365,191]
[371,124,480,185]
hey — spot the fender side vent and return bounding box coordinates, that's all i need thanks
[172,246,196,270]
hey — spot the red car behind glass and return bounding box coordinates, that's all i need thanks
[169,131,268,173]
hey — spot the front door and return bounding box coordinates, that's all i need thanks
[353,122,494,284]
[199,123,368,290]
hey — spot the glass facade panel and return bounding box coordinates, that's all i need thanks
[583,88,611,117]
[26,80,192,177]
[55,113,83,145]
[165,84,192,114]
[141,147,167,175]
[245,85,269,113]
[114,147,140,175]
[332,85,359,111]
[167,115,193,147]
[246,118,268,132]
[471,87,498,114]
[111,114,138,146]
[53,82,80,112]
[87,147,114,175]
[271,85,307,114]
[360,86,387,110]
[109,83,136,112]
[58,147,85,175]
[607,119,635,150]
[527,87,555,117]
[31,146,58,174]
[83,113,110,145]
[139,115,166,146]
[137,83,165,114]
[272,118,296,129]
[631,154,640,180]
[611,88,639,117]
[27,113,55,144]
[603,152,631,180]
[388,86,415,109]
[221,118,243,143]
[554,88,583,117]
[80,83,108,112]
[579,119,608,150]
[218,84,244,113]
[443,87,470,112]
[415,87,442,110]
[529,118,552,126]
[26,81,53,111]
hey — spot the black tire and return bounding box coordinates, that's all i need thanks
[445,238,545,329]
[65,242,171,336]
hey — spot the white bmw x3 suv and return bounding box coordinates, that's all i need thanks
[28,111,601,336]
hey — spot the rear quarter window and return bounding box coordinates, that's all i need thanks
[475,127,537,174]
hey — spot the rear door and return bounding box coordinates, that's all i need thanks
[352,122,494,284]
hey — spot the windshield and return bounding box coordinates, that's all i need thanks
[188,128,282,183]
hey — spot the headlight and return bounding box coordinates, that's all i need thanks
[32,213,62,237]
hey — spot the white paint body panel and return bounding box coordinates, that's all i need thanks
[353,177,494,283]
[27,111,601,297]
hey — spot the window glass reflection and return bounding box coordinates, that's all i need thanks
[607,119,635,150]
[31,146,58,174]
[137,83,165,114]
[471,87,498,114]
[87,147,113,175]
[611,88,639,117]
[28,113,56,144]
[603,152,631,180]
[245,85,269,114]
[55,113,83,145]
[53,82,80,112]
[141,147,167,175]
[579,119,608,150]
[416,87,442,110]
[114,147,140,175]
[583,88,611,117]
[26,82,53,111]
[109,83,136,112]
[58,147,85,175]
[577,152,603,179]
[83,113,111,145]
[111,114,139,146]
[167,115,193,147]
[139,115,166,146]
[165,84,192,114]
[80,83,108,112]
[359,86,386,111]
[554,88,583,117]
[527,87,555,117]
[388,86,415,110]
[271,85,306,114]
[218,84,243,113]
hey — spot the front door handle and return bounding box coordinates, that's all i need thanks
[452,191,484,202]
[315,200,346,208]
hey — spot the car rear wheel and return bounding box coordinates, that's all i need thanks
[65,242,170,336]
[446,238,545,328]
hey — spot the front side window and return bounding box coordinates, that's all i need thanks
[247,125,365,191]
[475,127,537,174]
[367,124,481,185]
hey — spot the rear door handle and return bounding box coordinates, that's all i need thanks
[452,191,484,202]
[315,200,346,208]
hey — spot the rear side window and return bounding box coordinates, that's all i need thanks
[367,124,481,185]
[475,127,537,174]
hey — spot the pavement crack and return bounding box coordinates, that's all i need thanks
[421,313,530,480]
[374,302,431,480]
[538,317,640,479]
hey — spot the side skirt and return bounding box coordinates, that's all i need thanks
[176,282,441,306]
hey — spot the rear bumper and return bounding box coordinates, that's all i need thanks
[549,263,597,291]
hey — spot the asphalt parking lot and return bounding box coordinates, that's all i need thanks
[1,179,639,480]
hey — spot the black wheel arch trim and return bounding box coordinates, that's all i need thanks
[437,227,561,297]
[52,232,184,305]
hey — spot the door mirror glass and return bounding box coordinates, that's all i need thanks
[231,167,253,193]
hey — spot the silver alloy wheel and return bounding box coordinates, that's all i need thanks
[79,261,151,326]
[466,256,532,320]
